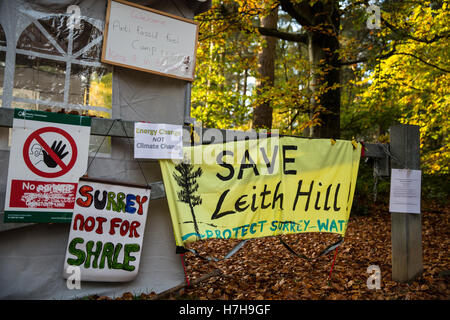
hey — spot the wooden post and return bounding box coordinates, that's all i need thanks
[389,124,423,282]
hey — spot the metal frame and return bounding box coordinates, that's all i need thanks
[0,13,112,116]
[0,106,388,155]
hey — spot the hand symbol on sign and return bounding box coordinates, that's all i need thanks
[43,140,69,168]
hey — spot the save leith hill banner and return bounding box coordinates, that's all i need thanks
[160,137,361,246]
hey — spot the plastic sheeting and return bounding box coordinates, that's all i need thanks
[0,1,112,117]
[0,0,199,121]
[0,144,187,299]
[112,67,187,124]
[0,198,185,299]
[0,0,209,299]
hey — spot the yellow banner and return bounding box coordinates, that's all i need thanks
[160,137,361,246]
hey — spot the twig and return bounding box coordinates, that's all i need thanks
[151,269,223,300]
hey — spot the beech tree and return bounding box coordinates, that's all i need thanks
[192,0,449,169]
[252,6,278,129]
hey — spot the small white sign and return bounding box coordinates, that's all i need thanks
[134,122,183,159]
[389,169,421,214]
[102,0,198,81]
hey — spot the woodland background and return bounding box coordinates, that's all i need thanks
[89,0,449,300]
[191,0,449,175]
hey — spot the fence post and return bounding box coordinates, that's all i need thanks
[389,124,423,282]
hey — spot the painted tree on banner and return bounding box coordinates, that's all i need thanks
[173,162,204,238]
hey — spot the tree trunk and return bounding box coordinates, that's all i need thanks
[255,0,343,137]
[306,2,341,138]
[252,9,278,130]
[242,68,248,107]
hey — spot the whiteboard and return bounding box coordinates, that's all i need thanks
[102,0,198,81]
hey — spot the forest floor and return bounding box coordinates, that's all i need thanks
[108,200,448,300]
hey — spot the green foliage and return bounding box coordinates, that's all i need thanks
[192,0,262,130]
[352,160,389,216]
[353,160,449,216]
[341,1,450,174]
[422,173,450,205]
[192,0,449,175]
[271,17,312,134]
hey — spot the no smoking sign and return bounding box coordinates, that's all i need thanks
[4,109,91,223]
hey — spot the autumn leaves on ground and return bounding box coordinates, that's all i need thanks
[108,200,449,301]
[171,202,448,300]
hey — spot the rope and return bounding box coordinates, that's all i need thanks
[328,246,339,281]
[176,239,249,262]
[85,119,149,189]
[177,235,343,263]
[180,253,190,286]
[119,119,150,188]
[279,237,311,260]
[279,236,343,281]
[190,123,195,146]
[85,119,116,175]
[381,143,405,168]
[278,236,344,261]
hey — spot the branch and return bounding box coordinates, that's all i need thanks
[257,27,308,44]
[279,0,313,27]
[340,45,449,73]
[340,44,397,66]
[382,17,450,44]
[340,0,370,15]
[151,269,223,300]
[396,52,450,73]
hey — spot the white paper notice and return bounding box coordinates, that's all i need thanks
[134,122,183,159]
[389,169,421,214]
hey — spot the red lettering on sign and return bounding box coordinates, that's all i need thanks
[9,179,77,209]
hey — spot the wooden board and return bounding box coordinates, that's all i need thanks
[101,0,198,81]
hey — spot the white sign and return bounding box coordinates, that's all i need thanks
[4,109,91,223]
[102,0,198,81]
[389,169,421,214]
[63,179,151,282]
[134,122,183,159]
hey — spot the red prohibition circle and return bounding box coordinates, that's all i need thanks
[23,126,78,178]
